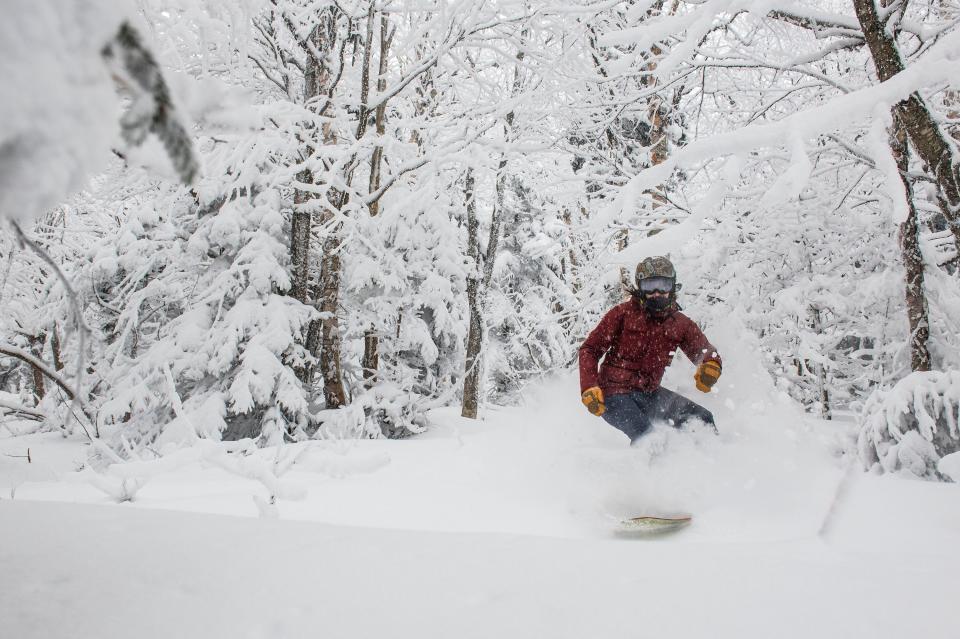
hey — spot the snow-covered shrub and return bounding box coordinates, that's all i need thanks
[939,452,960,482]
[357,382,429,440]
[344,177,469,408]
[857,370,960,480]
[94,187,315,450]
[485,178,582,403]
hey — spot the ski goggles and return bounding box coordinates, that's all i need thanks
[638,276,675,294]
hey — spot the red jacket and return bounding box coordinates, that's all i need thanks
[579,298,721,396]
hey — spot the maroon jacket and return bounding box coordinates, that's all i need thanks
[579,298,721,396]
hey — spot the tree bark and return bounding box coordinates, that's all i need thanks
[462,168,482,418]
[290,15,339,384]
[853,0,933,370]
[461,155,510,419]
[298,10,349,406]
[367,13,391,217]
[362,11,393,383]
[891,114,932,371]
[49,323,64,371]
[311,222,347,408]
[807,307,832,420]
[290,168,313,307]
[459,38,525,419]
[27,332,46,403]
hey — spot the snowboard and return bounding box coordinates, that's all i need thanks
[616,514,692,535]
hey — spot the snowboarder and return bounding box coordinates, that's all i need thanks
[579,256,722,443]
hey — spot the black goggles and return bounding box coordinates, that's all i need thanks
[638,276,675,294]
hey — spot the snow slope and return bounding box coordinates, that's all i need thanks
[2,495,957,639]
[2,339,958,638]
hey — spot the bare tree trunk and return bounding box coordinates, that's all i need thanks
[852,0,960,252]
[291,169,314,306]
[807,307,832,420]
[28,332,46,403]
[584,25,632,292]
[361,333,379,382]
[854,0,933,370]
[617,229,631,294]
[313,221,347,408]
[462,168,482,418]
[461,155,509,418]
[642,0,680,234]
[891,114,932,371]
[49,323,64,371]
[563,207,580,295]
[459,38,525,419]
[367,13,391,216]
[362,10,393,383]
[290,15,338,385]
[300,9,349,406]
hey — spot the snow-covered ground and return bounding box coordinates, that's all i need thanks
[2,349,959,638]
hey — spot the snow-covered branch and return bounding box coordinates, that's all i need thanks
[0,344,78,402]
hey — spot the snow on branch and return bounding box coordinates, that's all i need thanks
[0,399,45,422]
[601,29,960,233]
[766,6,863,40]
[101,22,199,185]
[0,344,79,402]
[1,4,198,225]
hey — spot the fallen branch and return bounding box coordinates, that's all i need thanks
[0,344,77,400]
[4,448,32,463]
[0,399,45,421]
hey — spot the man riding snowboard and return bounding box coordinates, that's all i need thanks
[579,256,722,443]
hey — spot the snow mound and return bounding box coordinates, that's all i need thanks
[858,370,960,479]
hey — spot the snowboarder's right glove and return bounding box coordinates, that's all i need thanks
[694,361,722,393]
[581,386,605,416]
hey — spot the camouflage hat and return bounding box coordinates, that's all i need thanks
[635,256,676,284]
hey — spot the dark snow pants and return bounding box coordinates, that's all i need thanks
[601,388,715,444]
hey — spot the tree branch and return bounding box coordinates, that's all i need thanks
[0,399,45,421]
[0,344,77,401]
[767,9,863,40]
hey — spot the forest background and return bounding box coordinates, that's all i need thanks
[3,0,960,480]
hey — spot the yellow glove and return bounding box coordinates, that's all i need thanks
[694,361,722,393]
[581,386,605,416]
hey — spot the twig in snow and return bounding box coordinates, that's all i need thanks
[4,448,32,463]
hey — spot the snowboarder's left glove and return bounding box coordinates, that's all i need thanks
[695,361,721,393]
[581,386,605,416]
